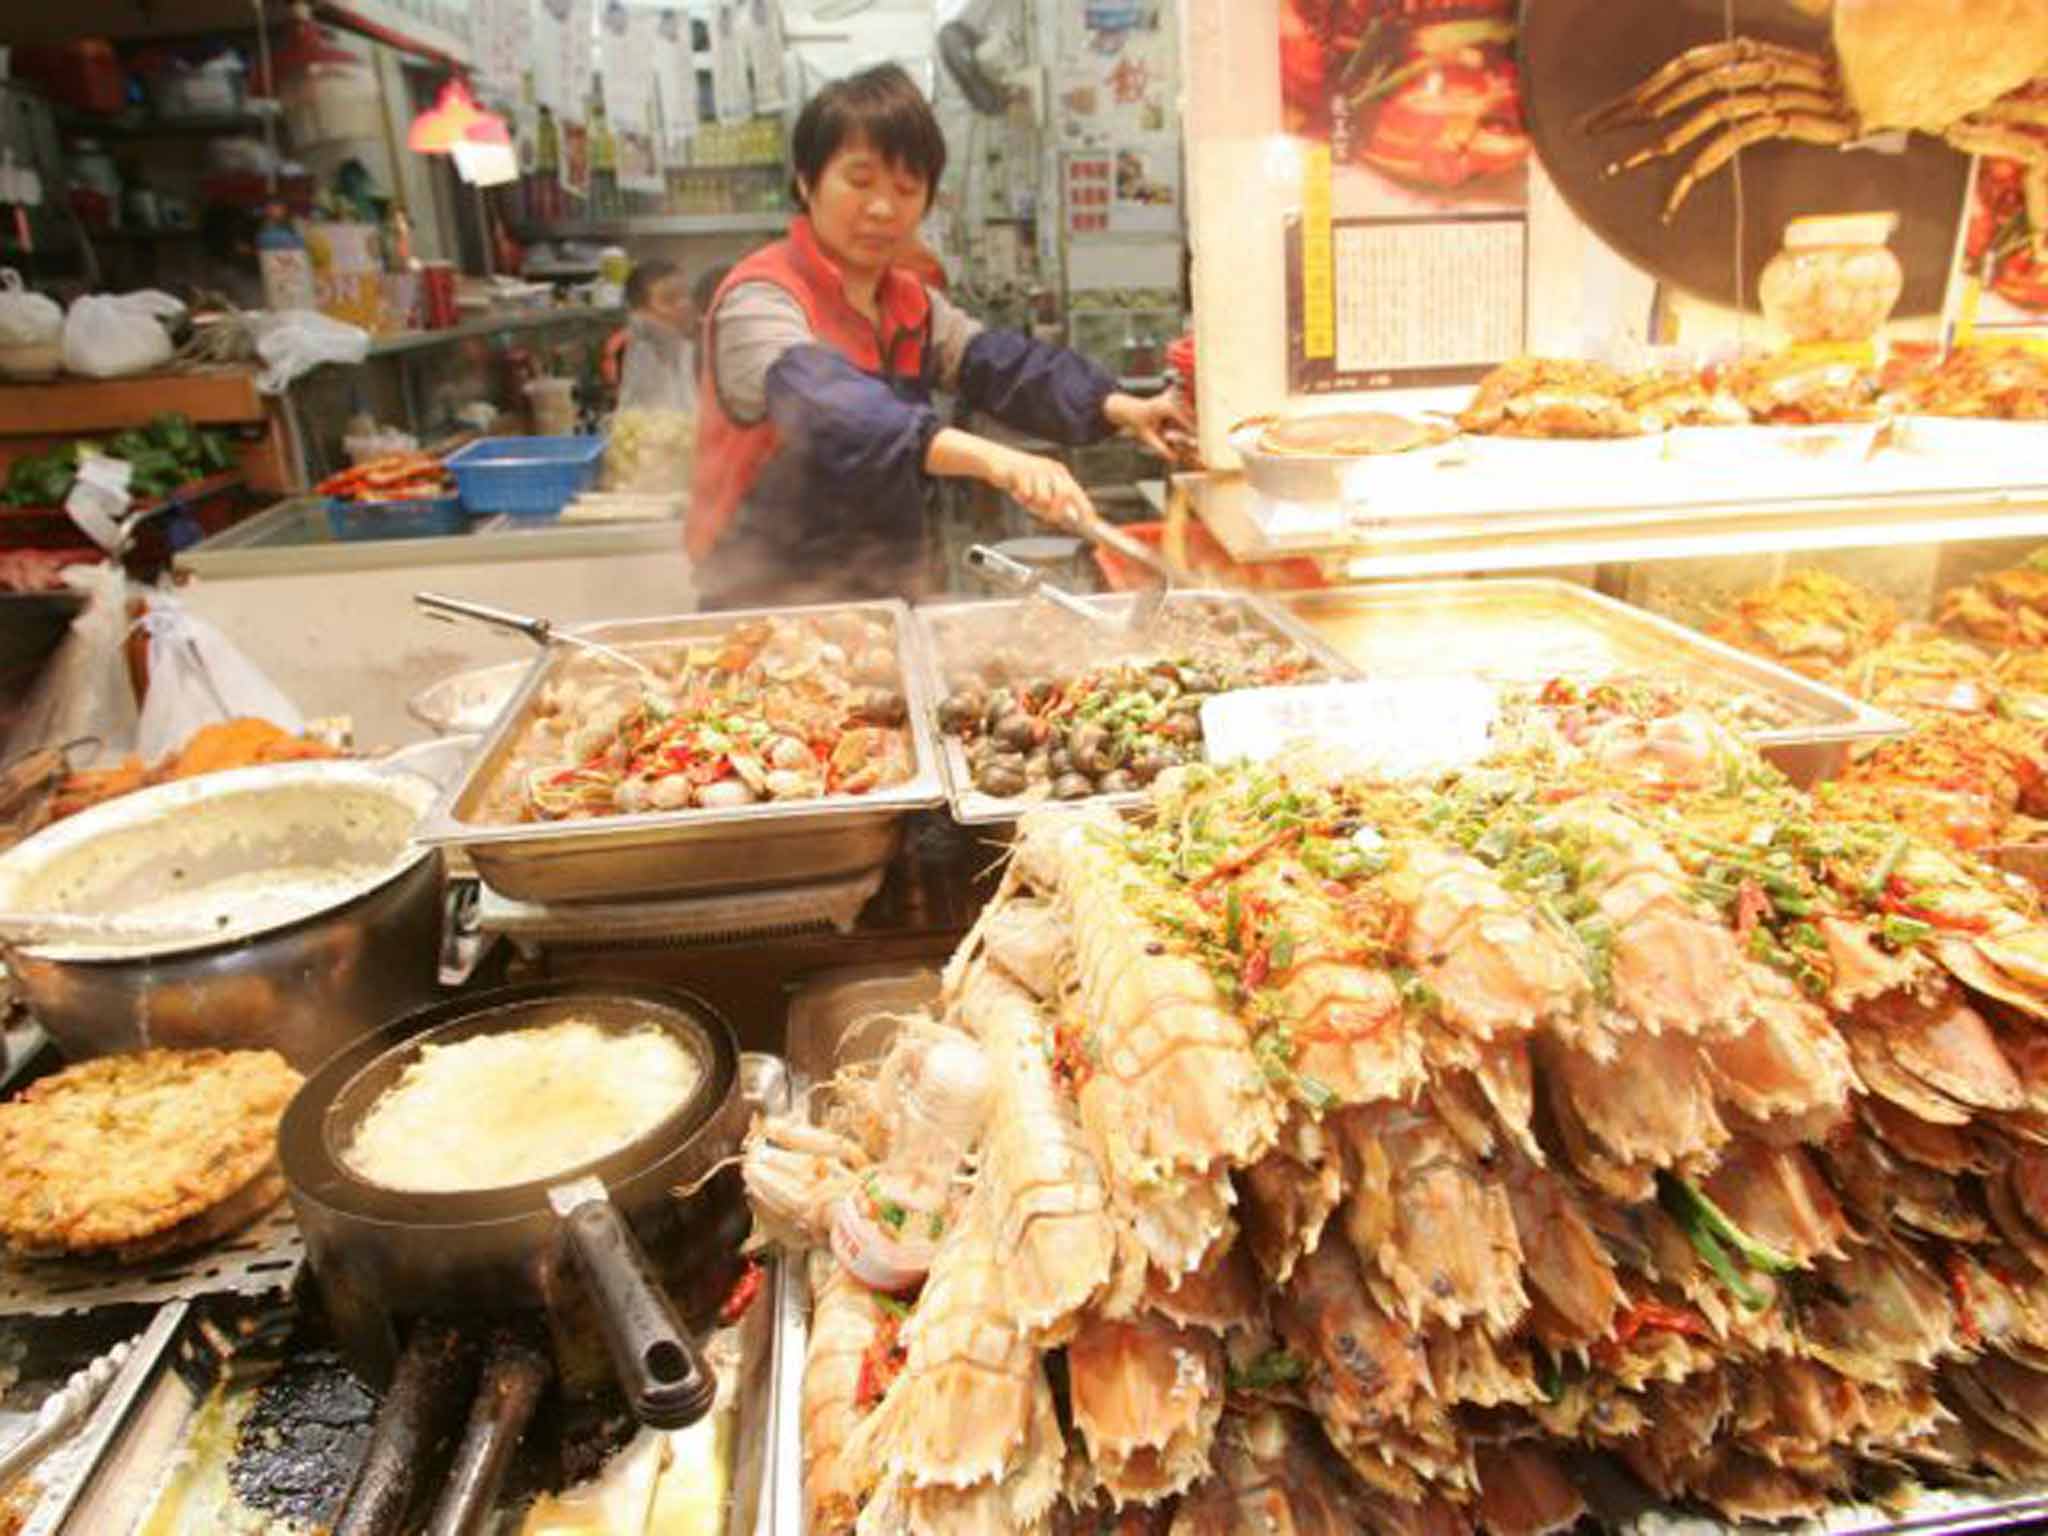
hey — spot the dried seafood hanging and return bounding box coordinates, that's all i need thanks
[756,700,2048,1533]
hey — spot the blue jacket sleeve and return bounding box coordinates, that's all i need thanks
[764,344,944,497]
[956,330,1118,446]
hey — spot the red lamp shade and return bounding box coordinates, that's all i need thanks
[409,77,509,154]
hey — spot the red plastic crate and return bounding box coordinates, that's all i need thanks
[1092,519,1325,594]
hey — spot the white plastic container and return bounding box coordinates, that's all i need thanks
[525,378,577,437]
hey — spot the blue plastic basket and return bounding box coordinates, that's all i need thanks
[444,435,604,519]
[324,494,467,542]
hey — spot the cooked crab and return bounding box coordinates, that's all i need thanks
[1584,0,2048,231]
[1457,358,1650,439]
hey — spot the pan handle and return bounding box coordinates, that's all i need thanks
[423,1337,550,1536]
[334,1322,477,1536]
[562,1197,718,1429]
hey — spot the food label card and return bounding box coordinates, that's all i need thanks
[1201,679,1499,780]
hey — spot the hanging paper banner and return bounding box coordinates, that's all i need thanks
[473,0,531,106]
[710,1,753,125]
[745,0,788,115]
[603,5,667,193]
[655,8,698,156]
[533,0,592,121]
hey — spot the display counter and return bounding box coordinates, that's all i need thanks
[174,498,692,747]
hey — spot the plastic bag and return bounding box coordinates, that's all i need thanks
[252,309,369,393]
[0,563,140,770]
[605,314,697,492]
[61,289,185,378]
[135,593,304,764]
[0,270,62,347]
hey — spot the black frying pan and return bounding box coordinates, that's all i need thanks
[281,982,745,1430]
[1520,0,1969,315]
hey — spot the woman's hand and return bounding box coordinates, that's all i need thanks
[926,429,1094,527]
[1103,389,1195,459]
[982,444,1093,527]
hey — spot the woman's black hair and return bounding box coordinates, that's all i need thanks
[625,258,681,312]
[789,63,947,211]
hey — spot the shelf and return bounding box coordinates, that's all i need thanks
[87,227,205,244]
[518,213,788,240]
[56,107,282,141]
[1183,469,2048,582]
[363,305,624,357]
[0,366,268,433]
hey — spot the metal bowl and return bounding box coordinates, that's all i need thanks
[1227,415,1463,504]
[0,761,447,1068]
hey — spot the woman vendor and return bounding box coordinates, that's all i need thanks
[689,63,1187,609]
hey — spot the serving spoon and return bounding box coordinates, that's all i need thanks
[414,593,665,690]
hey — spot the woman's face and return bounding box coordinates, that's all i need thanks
[802,134,929,278]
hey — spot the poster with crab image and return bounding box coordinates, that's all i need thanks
[1280,0,1531,390]
[1962,128,2048,334]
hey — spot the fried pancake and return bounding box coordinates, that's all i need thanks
[0,1049,301,1258]
[1258,412,1450,458]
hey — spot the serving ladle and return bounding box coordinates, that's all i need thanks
[414,593,665,690]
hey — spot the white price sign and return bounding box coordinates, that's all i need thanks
[1200,679,1500,780]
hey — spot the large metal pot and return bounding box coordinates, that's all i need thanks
[0,761,446,1070]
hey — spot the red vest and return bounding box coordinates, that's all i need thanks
[687,217,933,562]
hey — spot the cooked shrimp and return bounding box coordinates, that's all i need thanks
[1169,1410,1360,1536]
[1699,1141,1853,1265]
[803,1258,888,1534]
[1472,1444,1586,1536]
[846,1192,1058,1497]
[1067,1311,1224,1507]
[1271,1233,1430,1441]
[1330,1103,1528,1338]
[1541,1029,1729,1199]
[1502,1161,1624,1354]
[1017,809,1281,1165]
[1237,1141,1344,1290]
[1707,964,1856,1143]
[956,961,1119,1339]
[1389,843,1589,1044]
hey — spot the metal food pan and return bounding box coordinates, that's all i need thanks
[1277,579,1904,787]
[414,600,945,903]
[909,589,1355,826]
[44,1271,788,1536]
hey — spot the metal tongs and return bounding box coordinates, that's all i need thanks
[967,508,1177,636]
[965,545,1121,631]
[414,592,663,687]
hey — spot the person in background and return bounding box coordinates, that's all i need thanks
[690,63,1187,610]
[604,258,699,414]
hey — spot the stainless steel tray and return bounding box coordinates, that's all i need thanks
[38,1267,790,1536]
[1279,579,1905,787]
[415,600,945,903]
[909,590,1354,826]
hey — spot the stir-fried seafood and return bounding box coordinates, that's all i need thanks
[1456,358,1649,438]
[481,612,914,821]
[1828,712,2048,850]
[759,704,2048,1529]
[1894,344,2048,420]
[1941,548,2048,649]
[1713,354,1885,425]
[1705,567,1898,682]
